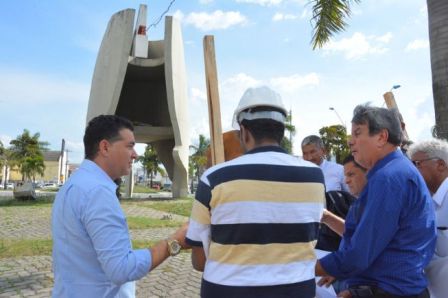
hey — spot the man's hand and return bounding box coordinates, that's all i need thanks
[170,222,191,249]
[317,275,336,287]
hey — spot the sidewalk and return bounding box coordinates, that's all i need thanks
[0,199,202,297]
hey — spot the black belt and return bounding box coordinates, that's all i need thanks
[348,286,429,298]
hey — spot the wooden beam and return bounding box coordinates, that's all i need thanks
[203,35,225,166]
[383,91,410,141]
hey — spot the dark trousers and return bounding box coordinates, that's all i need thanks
[348,286,430,298]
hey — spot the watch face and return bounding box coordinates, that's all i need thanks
[169,240,181,255]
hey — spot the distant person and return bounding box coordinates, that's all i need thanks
[186,86,325,297]
[320,154,365,239]
[408,139,448,298]
[52,115,189,298]
[301,135,349,192]
[315,104,436,298]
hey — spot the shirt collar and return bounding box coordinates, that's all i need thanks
[366,149,402,179]
[433,177,448,206]
[80,159,118,192]
[245,145,287,155]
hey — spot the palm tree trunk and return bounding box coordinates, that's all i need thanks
[427,0,448,140]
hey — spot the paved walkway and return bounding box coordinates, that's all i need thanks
[0,198,202,297]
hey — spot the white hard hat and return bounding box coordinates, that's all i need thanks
[232,86,287,129]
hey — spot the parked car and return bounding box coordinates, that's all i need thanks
[163,183,172,192]
[42,182,58,189]
[5,182,14,189]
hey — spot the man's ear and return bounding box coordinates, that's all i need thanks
[436,159,447,172]
[377,129,389,147]
[97,139,110,157]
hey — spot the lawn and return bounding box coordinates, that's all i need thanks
[147,197,193,217]
[0,239,164,258]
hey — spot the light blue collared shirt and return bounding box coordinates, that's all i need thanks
[320,159,349,192]
[52,160,151,298]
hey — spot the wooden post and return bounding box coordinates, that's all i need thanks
[383,91,410,141]
[203,35,225,166]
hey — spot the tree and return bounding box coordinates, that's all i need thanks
[9,129,49,181]
[281,111,296,154]
[319,124,350,163]
[427,0,448,140]
[189,134,210,192]
[309,0,448,140]
[137,144,165,188]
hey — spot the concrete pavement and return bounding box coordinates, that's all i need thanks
[0,199,202,297]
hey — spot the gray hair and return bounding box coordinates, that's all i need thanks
[301,135,324,149]
[407,139,448,164]
[352,104,402,146]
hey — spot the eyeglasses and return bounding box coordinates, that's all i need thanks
[411,158,439,167]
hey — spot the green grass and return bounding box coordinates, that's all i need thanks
[127,216,182,229]
[0,239,175,258]
[148,197,193,217]
[120,184,159,194]
[0,239,53,258]
[0,195,55,207]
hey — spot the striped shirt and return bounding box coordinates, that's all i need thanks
[186,146,325,297]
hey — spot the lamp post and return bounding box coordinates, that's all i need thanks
[329,107,346,129]
[390,85,401,92]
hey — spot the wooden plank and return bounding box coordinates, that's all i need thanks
[383,91,410,141]
[203,35,225,166]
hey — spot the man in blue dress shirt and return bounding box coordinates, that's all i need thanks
[52,115,189,298]
[315,104,436,298]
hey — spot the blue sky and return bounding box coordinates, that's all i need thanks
[0,0,433,163]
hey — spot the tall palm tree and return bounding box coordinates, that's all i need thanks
[427,0,448,140]
[9,129,48,181]
[137,144,165,188]
[189,134,210,191]
[309,0,448,140]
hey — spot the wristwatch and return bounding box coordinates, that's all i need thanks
[166,238,181,256]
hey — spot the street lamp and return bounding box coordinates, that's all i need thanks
[329,107,346,129]
[389,85,401,92]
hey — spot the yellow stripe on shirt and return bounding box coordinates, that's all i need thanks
[208,241,317,265]
[210,180,324,209]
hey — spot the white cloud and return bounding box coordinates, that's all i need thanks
[190,87,207,105]
[300,8,311,19]
[269,73,319,93]
[220,73,262,130]
[376,32,393,43]
[0,69,90,104]
[405,39,429,52]
[322,32,389,60]
[181,10,248,31]
[420,5,428,17]
[272,12,299,21]
[236,0,283,6]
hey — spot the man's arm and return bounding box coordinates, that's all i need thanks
[191,246,206,271]
[149,222,190,270]
[321,209,345,236]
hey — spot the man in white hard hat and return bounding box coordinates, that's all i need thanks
[186,86,325,298]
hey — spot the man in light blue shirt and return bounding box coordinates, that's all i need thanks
[52,115,189,298]
[301,135,349,192]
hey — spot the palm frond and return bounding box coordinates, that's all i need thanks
[310,0,360,49]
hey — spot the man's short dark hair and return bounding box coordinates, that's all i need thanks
[352,104,402,146]
[84,115,134,160]
[239,106,285,144]
[342,154,367,172]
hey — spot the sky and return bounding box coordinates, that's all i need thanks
[0,0,434,164]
